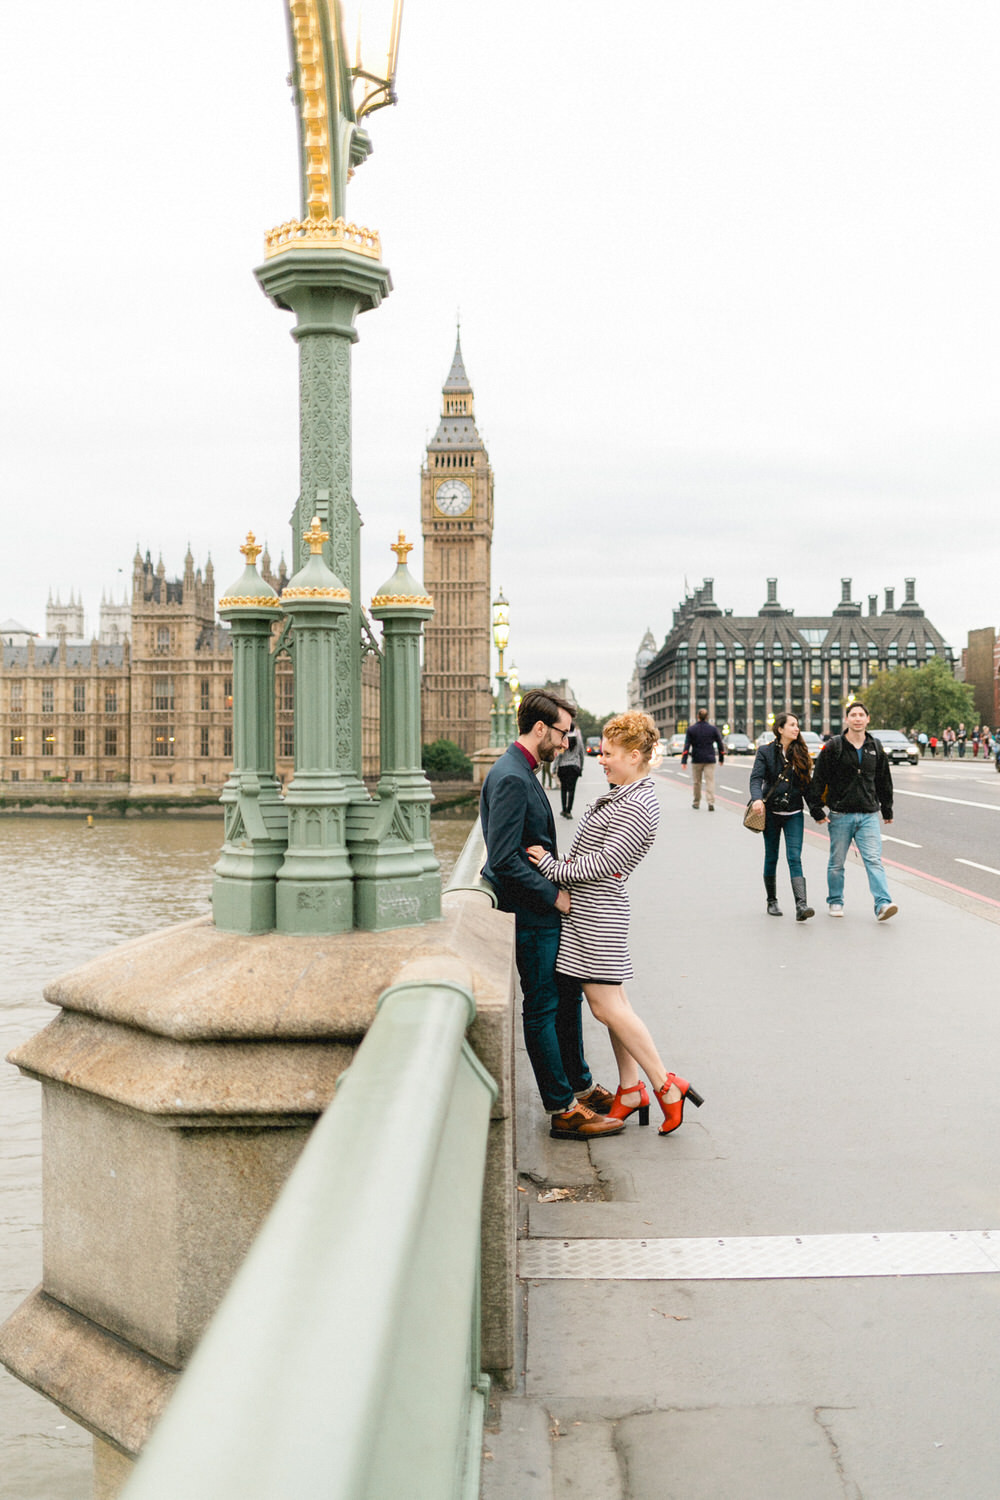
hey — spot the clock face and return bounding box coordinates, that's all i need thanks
[435,479,472,516]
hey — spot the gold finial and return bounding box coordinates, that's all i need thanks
[303,515,330,554]
[391,530,413,564]
[240,531,262,566]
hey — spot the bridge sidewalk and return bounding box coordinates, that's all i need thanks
[481,759,1000,1499]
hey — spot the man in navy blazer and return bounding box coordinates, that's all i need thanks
[481,689,623,1141]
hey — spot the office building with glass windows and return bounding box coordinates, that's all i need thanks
[640,577,955,739]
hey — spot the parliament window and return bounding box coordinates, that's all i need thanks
[153,678,174,711]
[8,730,23,756]
[73,682,86,712]
[200,727,210,757]
[152,727,174,757]
[223,726,233,757]
[201,678,210,710]
[42,733,55,756]
[42,684,54,713]
[105,686,118,713]
[104,728,118,757]
[73,729,86,756]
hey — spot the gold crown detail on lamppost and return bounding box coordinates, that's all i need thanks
[371,532,433,608]
[303,515,330,554]
[264,0,403,256]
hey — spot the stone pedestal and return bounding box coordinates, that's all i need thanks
[0,895,515,1495]
[471,745,506,785]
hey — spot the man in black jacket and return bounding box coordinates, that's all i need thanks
[809,702,898,920]
[681,709,725,811]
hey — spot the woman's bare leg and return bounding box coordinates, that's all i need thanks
[582,982,679,1099]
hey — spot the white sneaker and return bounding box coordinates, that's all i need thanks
[828,905,844,917]
[876,904,898,922]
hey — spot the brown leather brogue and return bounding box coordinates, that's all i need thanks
[575,1083,616,1115]
[549,1103,626,1141]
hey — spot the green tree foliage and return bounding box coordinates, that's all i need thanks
[862,659,976,736]
[574,708,620,739]
[421,738,473,781]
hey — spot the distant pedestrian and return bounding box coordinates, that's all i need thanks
[556,720,585,819]
[929,734,938,757]
[749,711,820,920]
[972,727,981,758]
[680,708,725,811]
[917,732,928,757]
[809,702,897,921]
[957,723,968,757]
[943,727,955,757]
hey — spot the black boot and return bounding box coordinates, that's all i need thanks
[765,876,782,916]
[791,876,814,921]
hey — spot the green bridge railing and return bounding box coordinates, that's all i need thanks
[119,970,498,1500]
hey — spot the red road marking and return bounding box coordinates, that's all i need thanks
[657,770,1000,911]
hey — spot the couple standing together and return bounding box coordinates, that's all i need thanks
[481,689,702,1141]
[749,701,897,922]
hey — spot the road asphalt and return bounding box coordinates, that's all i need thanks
[481,756,1000,1500]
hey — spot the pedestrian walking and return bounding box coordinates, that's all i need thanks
[929,734,938,757]
[680,708,725,810]
[480,689,623,1142]
[527,711,704,1137]
[556,720,585,819]
[809,702,897,921]
[748,711,819,920]
[957,723,968,757]
[917,732,928,757]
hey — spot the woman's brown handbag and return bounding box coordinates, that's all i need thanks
[742,801,766,833]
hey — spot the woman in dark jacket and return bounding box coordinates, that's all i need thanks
[749,711,817,920]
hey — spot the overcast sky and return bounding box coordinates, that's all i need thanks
[2,2,998,713]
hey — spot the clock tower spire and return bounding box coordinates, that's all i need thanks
[420,331,495,754]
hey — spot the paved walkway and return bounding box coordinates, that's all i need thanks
[482,758,1000,1499]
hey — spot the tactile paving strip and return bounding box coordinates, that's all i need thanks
[519,1230,1000,1281]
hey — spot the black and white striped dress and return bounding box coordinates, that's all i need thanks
[534,776,660,983]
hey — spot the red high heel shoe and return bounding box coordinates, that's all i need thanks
[654,1073,705,1136]
[607,1082,650,1126]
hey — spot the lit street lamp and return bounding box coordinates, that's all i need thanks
[490,589,514,747]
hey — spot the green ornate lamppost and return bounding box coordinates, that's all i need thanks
[212,0,440,936]
[489,588,513,748]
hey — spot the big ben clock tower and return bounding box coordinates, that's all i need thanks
[421,332,495,754]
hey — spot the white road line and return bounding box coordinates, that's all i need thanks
[883,835,922,848]
[895,789,1000,812]
[956,858,1000,878]
[721,785,743,794]
[519,1230,1000,1281]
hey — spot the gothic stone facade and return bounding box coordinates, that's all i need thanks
[641,576,955,739]
[1,548,382,793]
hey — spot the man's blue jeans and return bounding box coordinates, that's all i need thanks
[827,811,892,912]
[515,922,591,1113]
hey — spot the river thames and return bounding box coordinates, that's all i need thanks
[0,812,475,1499]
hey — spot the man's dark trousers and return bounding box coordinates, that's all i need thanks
[514,916,592,1112]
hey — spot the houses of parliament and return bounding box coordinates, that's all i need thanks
[0,337,496,794]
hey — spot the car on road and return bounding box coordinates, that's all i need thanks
[724,733,754,755]
[869,729,919,765]
[666,733,687,756]
[585,736,601,756]
[800,731,823,755]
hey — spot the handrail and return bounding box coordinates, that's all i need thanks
[120,980,497,1500]
[444,815,497,905]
